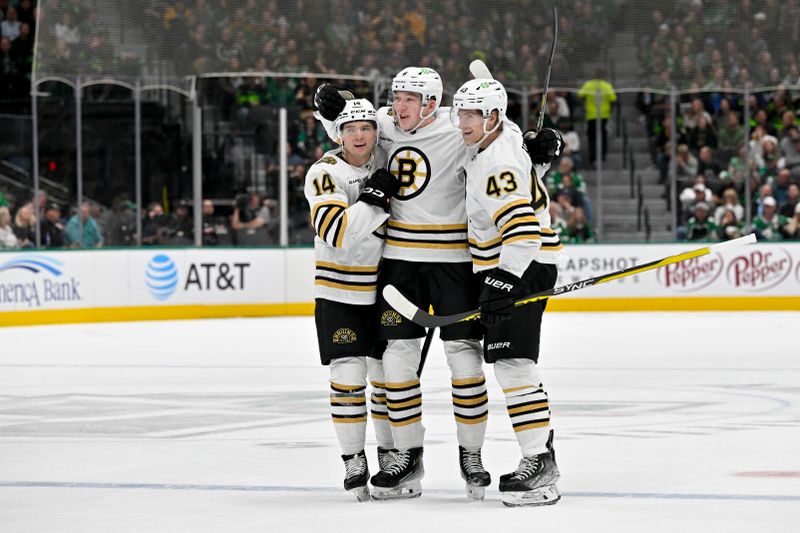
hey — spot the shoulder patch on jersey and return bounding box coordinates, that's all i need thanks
[316,156,338,166]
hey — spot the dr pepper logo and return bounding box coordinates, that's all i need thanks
[726,249,792,291]
[657,254,723,292]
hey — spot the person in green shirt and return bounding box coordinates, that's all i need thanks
[577,69,617,165]
[64,202,104,248]
[686,202,718,241]
[751,196,786,241]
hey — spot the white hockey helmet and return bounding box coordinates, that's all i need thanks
[334,99,378,143]
[391,67,443,112]
[450,78,508,143]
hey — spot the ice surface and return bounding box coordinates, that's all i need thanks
[1,313,798,532]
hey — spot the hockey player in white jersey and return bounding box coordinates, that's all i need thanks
[451,77,565,507]
[315,69,491,500]
[304,99,401,501]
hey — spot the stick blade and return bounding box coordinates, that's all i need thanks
[469,59,493,80]
[382,285,420,322]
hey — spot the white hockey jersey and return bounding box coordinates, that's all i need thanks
[304,147,389,305]
[464,122,565,277]
[321,107,471,263]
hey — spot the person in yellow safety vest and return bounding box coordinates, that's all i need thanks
[577,69,617,166]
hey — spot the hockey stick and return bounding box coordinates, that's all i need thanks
[469,59,493,80]
[416,327,436,377]
[383,234,757,328]
[534,6,558,134]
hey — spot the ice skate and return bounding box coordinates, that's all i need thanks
[369,447,424,500]
[377,446,392,471]
[459,446,491,500]
[499,451,561,507]
[341,450,370,502]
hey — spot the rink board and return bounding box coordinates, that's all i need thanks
[1,243,799,326]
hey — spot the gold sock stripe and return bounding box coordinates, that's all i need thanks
[387,397,422,410]
[370,381,386,388]
[389,414,422,427]
[455,413,488,425]
[331,383,366,393]
[370,411,389,420]
[502,384,543,395]
[507,400,549,415]
[451,376,486,387]
[512,420,550,432]
[452,393,489,407]
[385,379,421,391]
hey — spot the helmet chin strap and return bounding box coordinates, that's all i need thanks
[472,116,501,146]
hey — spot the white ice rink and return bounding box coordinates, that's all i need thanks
[1,312,799,533]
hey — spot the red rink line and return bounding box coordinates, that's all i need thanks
[734,471,800,478]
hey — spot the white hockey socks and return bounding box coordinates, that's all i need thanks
[329,357,368,455]
[494,359,551,457]
[444,340,488,450]
[382,338,425,451]
[366,357,393,450]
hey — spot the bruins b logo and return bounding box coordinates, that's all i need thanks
[380,310,402,326]
[389,146,431,201]
[332,328,357,344]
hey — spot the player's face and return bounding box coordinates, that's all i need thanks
[392,91,424,131]
[453,109,485,146]
[341,121,377,158]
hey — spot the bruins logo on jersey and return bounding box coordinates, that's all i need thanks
[316,156,338,166]
[389,146,431,201]
[332,328,358,344]
[380,310,402,326]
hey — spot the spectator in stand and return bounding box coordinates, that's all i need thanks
[548,202,568,238]
[142,202,167,246]
[559,121,582,170]
[752,197,785,241]
[577,68,616,166]
[64,202,103,248]
[107,201,137,247]
[682,98,713,130]
[781,203,800,240]
[761,136,781,178]
[716,111,743,162]
[1,6,20,41]
[718,208,744,241]
[12,201,35,248]
[697,146,723,190]
[565,206,594,244]
[676,144,699,185]
[201,199,230,246]
[713,188,744,227]
[779,184,800,218]
[679,180,712,225]
[0,205,18,249]
[686,115,717,153]
[231,191,276,244]
[686,202,717,241]
[167,199,194,243]
[779,125,800,181]
[42,203,65,248]
[770,169,792,207]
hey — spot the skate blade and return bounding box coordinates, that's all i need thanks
[370,480,422,500]
[348,485,371,502]
[466,484,485,501]
[501,484,561,507]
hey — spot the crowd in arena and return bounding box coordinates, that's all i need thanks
[635,3,800,242]
[2,1,800,249]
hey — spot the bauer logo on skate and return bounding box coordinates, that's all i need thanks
[381,310,402,326]
[332,328,357,344]
[726,249,792,291]
[657,254,723,292]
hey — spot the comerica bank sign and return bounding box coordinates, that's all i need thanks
[0,255,82,308]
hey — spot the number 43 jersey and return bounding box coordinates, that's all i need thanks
[464,123,564,277]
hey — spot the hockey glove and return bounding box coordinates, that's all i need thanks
[523,128,564,165]
[358,169,400,212]
[479,268,525,327]
[314,83,350,121]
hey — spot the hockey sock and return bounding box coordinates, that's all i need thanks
[383,338,425,451]
[367,355,393,450]
[495,359,551,457]
[329,357,368,455]
[445,340,488,449]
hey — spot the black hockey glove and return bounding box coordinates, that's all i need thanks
[523,128,564,165]
[479,268,525,327]
[358,169,400,212]
[314,83,349,121]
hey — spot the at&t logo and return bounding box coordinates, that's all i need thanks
[145,254,179,301]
